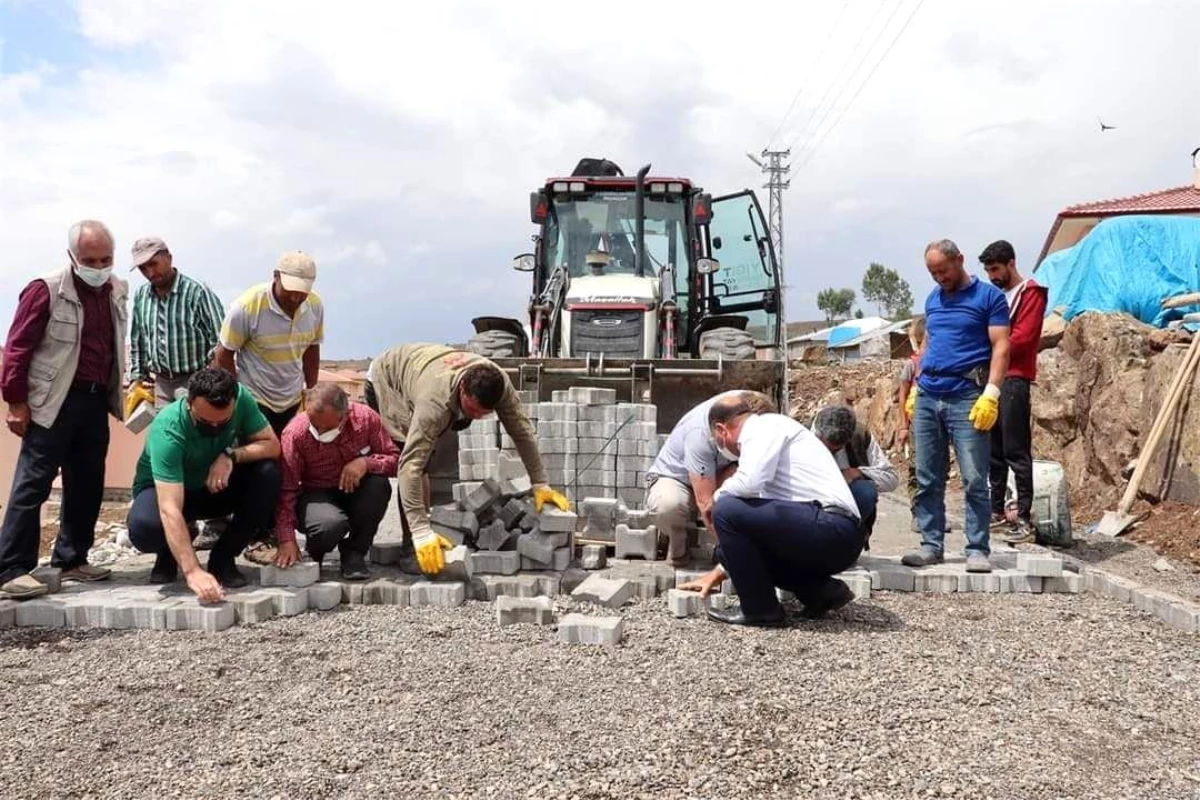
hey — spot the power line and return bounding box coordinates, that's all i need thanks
[766,0,851,150]
[779,0,890,154]
[788,0,908,158]
[793,0,927,174]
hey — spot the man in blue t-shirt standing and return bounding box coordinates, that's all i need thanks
[902,239,1010,573]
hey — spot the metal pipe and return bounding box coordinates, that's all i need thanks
[634,163,651,278]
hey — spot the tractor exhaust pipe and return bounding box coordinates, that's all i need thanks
[634,163,651,278]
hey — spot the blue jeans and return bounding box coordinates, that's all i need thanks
[713,495,862,617]
[849,479,878,544]
[914,390,991,557]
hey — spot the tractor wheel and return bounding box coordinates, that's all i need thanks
[467,329,524,358]
[699,327,756,360]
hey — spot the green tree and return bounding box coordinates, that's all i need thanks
[816,287,856,322]
[861,262,914,319]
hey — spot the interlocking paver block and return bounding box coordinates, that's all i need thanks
[568,386,618,405]
[868,565,914,592]
[165,601,236,632]
[913,569,959,593]
[615,524,657,560]
[958,572,1003,593]
[308,582,343,611]
[229,593,277,624]
[410,582,466,608]
[558,614,624,645]
[0,599,17,629]
[839,573,872,600]
[469,574,546,601]
[440,546,472,582]
[261,587,310,615]
[260,561,319,588]
[496,595,554,626]
[463,478,504,515]
[571,575,634,608]
[370,541,406,565]
[470,550,520,576]
[476,519,517,552]
[1043,573,1083,594]
[539,507,578,533]
[31,566,62,593]
[581,544,607,570]
[431,506,480,536]
[667,588,706,618]
[517,531,556,565]
[341,582,365,604]
[63,596,112,629]
[15,598,65,628]
[1016,553,1063,578]
[998,570,1043,593]
[498,498,528,529]
[122,600,176,630]
[363,579,410,606]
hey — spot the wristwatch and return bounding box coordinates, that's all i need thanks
[224,445,237,463]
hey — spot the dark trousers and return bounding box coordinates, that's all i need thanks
[258,402,300,439]
[0,388,110,583]
[988,377,1033,522]
[365,381,418,545]
[127,460,281,568]
[848,478,879,546]
[297,474,392,558]
[713,495,863,617]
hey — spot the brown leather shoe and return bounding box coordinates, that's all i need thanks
[1,573,50,598]
[60,564,111,582]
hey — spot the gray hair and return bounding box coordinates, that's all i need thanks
[68,220,114,255]
[306,383,349,415]
[925,238,962,260]
[812,404,857,449]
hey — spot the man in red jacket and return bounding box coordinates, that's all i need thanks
[979,240,1047,544]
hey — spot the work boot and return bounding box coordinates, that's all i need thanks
[341,551,370,581]
[1004,520,1036,545]
[60,564,111,583]
[0,573,50,599]
[901,548,944,567]
[209,559,248,589]
[149,551,179,584]
[965,552,992,573]
[800,579,855,619]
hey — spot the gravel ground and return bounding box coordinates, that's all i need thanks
[3,591,1200,800]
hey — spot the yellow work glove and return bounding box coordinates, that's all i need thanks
[412,523,453,575]
[124,382,154,418]
[968,384,1001,431]
[532,484,569,513]
[904,386,917,421]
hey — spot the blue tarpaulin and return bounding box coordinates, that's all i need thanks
[1036,215,1200,328]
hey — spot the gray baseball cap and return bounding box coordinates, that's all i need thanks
[130,236,169,269]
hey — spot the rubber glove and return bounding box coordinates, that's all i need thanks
[904,386,917,421]
[532,484,569,513]
[412,522,452,575]
[124,382,154,418]
[968,384,1002,431]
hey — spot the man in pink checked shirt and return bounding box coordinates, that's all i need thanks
[273,383,399,580]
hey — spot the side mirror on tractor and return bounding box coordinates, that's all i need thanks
[697,257,721,275]
[512,253,536,272]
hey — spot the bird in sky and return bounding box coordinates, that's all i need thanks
[1098,117,1116,132]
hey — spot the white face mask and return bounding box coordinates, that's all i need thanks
[70,253,112,288]
[309,423,341,444]
[717,445,738,461]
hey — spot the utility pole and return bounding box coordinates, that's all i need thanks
[746,148,790,275]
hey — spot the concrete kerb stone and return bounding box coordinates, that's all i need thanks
[15,597,66,628]
[410,581,466,608]
[571,575,634,608]
[308,582,344,611]
[165,600,236,632]
[260,561,319,588]
[228,593,277,624]
[558,613,624,645]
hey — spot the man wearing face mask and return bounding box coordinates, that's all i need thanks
[272,383,398,580]
[0,220,129,598]
[126,367,282,602]
[365,343,568,575]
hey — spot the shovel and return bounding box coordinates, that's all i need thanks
[1096,328,1200,535]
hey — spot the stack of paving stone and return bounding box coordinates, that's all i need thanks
[453,386,661,510]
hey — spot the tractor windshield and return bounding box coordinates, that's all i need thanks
[542,193,687,279]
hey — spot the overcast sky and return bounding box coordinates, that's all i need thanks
[2,0,1198,358]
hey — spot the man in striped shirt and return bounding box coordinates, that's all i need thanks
[127,237,226,408]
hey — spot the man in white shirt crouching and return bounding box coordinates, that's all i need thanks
[682,394,865,627]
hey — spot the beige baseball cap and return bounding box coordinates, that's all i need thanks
[130,236,168,270]
[276,250,316,293]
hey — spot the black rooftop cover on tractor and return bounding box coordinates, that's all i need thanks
[570,158,624,177]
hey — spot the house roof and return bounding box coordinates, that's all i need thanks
[828,319,913,350]
[1037,184,1200,266]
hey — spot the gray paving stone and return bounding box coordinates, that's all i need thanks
[261,587,310,615]
[838,573,872,600]
[469,574,548,601]
[539,507,578,533]
[537,402,579,422]
[31,566,62,593]
[165,600,236,632]
[1098,572,1139,603]
[571,575,634,608]
[870,566,917,592]
[469,550,520,575]
[537,437,579,454]
[463,478,504,515]
[229,593,277,624]
[614,524,657,560]
[558,613,624,645]
[476,519,515,552]
[667,588,706,618]
[997,570,1043,593]
[568,386,617,405]
[440,546,472,582]
[913,569,959,593]
[957,571,1003,593]
[452,481,484,505]
[410,581,466,608]
[0,599,17,628]
[260,561,319,588]
[496,595,554,625]
[308,582,343,610]
[1132,587,1177,617]
[1043,573,1083,594]
[1016,553,1063,578]
[63,595,112,629]
[122,600,176,630]
[517,531,555,565]
[430,506,480,536]
[341,582,365,604]
[370,541,407,565]
[581,544,607,570]
[15,597,66,628]
[362,579,410,606]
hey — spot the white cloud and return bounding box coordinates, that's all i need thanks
[0,0,1197,355]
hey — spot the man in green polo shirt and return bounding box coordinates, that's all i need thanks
[127,366,282,601]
